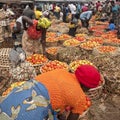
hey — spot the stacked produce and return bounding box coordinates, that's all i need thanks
[46,32,57,38]
[26,54,48,65]
[104,38,120,46]
[46,37,58,42]
[2,81,25,97]
[80,41,100,50]
[69,60,93,72]
[75,33,86,42]
[101,32,116,39]
[89,37,104,44]
[40,60,68,73]
[63,38,80,47]
[93,46,120,56]
[93,31,104,37]
[1,13,120,101]
[97,46,117,53]
[57,34,72,41]
[46,47,59,55]
[46,47,60,60]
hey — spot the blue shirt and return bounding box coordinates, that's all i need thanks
[80,11,92,20]
[108,23,115,30]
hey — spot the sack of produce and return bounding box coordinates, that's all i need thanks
[57,47,80,64]
[27,20,42,40]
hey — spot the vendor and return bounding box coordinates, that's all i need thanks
[34,6,42,20]
[12,11,51,56]
[0,65,102,120]
[95,6,108,22]
[80,10,93,28]
[105,19,116,31]
[68,14,79,37]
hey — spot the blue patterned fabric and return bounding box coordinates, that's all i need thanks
[0,80,57,120]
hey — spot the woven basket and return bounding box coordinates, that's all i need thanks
[104,76,120,94]
[93,46,120,57]
[46,41,58,47]
[0,33,4,43]
[0,76,11,96]
[86,75,105,100]
[46,47,61,60]
[0,48,12,67]
[0,65,10,77]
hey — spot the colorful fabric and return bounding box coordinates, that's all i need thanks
[35,69,90,114]
[75,65,101,88]
[22,31,41,57]
[0,80,57,120]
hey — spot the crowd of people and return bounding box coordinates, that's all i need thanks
[0,0,120,120]
[0,0,120,42]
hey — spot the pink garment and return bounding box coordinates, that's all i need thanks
[96,2,101,10]
[82,6,88,12]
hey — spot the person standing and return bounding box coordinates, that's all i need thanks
[0,4,14,40]
[23,3,35,19]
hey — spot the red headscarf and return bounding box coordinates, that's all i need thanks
[75,65,101,88]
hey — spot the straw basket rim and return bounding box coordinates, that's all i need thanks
[88,75,105,91]
[30,59,49,67]
[80,41,101,51]
[69,60,94,73]
[46,46,61,55]
[78,108,89,119]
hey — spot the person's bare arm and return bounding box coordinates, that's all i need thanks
[22,16,33,30]
[13,22,21,33]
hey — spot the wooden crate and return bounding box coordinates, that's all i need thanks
[0,48,12,67]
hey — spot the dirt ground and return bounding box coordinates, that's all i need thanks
[81,94,120,120]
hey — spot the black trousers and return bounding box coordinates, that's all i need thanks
[68,27,77,37]
[81,20,89,28]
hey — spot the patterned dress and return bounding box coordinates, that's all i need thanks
[0,80,57,120]
[22,31,41,57]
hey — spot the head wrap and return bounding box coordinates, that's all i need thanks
[75,65,101,88]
